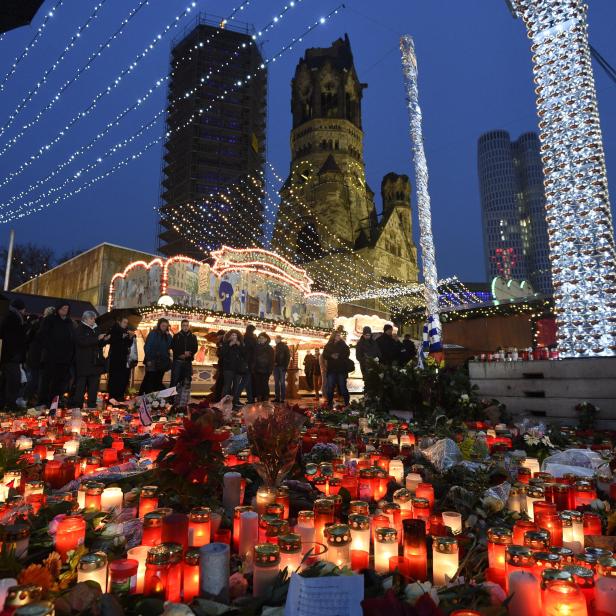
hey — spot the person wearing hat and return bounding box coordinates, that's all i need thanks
[355,326,382,387]
[39,301,76,407]
[0,298,28,409]
[377,323,402,365]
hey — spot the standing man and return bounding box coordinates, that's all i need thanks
[401,334,417,364]
[211,329,226,402]
[171,319,198,388]
[107,316,135,401]
[242,324,257,404]
[0,299,27,409]
[73,311,110,409]
[303,350,316,393]
[273,335,290,403]
[377,324,402,365]
[39,302,75,407]
[355,326,381,385]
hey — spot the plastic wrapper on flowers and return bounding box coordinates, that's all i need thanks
[541,448,607,473]
[420,438,463,473]
[243,402,307,487]
[226,432,249,455]
[483,481,511,507]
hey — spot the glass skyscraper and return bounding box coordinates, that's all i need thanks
[478,130,552,295]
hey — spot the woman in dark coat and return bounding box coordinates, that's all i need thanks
[220,329,247,407]
[139,318,172,394]
[323,331,351,408]
[253,332,274,401]
[107,316,135,401]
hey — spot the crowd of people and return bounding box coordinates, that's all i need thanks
[1,297,416,410]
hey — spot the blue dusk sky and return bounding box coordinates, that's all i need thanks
[0,0,615,283]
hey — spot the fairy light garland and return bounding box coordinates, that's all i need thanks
[0,0,65,94]
[0,0,108,143]
[0,0,151,161]
[0,5,345,222]
[509,0,616,358]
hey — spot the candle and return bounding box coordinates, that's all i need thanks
[16,436,32,450]
[162,543,183,602]
[275,486,290,519]
[64,439,79,456]
[582,512,602,536]
[84,482,104,510]
[508,484,525,513]
[374,527,398,574]
[188,508,211,548]
[403,519,428,582]
[514,520,538,545]
[253,544,280,598]
[506,546,534,593]
[574,482,596,508]
[562,565,594,613]
[222,472,242,517]
[358,469,374,501]
[313,498,334,543]
[142,511,165,546]
[296,510,315,554]
[183,549,200,603]
[109,558,138,596]
[101,487,124,512]
[432,536,458,586]
[324,524,351,568]
[233,506,253,553]
[138,486,158,518]
[144,545,170,597]
[199,543,230,603]
[415,483,434,510]
[55,515,86,561]
[279,533,302,572]
[537,513,563,547]
[239,510,259,563]
[393,488,413,512]
[1,524,30,558]
[348,514,370,553]
[524,530,550,552]
[162,513,189,552]
[351,549,369,572]
[23,480,44,500]
[542,579,588,616]
[265,518,290,544]
[388,459,404,484]
[255,486,277,516]
[442,511,462,535]
[595,557,616,616]
[507,571,541,616]
[412,498,431,528]
[77,554,107,592]
[348,501,370,515]
[127,545,149,594]
[487,527,512,586]
[526,487,545,521]
[522,457,541,476]
[532,551,560,580]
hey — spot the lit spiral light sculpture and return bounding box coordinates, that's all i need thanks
[400,35,442,351]
[510,0,616,357]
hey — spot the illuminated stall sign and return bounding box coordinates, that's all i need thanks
[109,249,337,330]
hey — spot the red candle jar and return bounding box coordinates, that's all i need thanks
[142,511,165,546]
[350,549,369,572]
[542,579,588,616]
[313,477,327,494]
[84,482,104,511]
[415,483,434,510]
[532,551,561,579]
[574,482,597,508]
[55,514,86,562]
[144,545,169,597]
[550,546,575,566]
[534,501,557,520]
[83,457,101,475]
[138,486,158,518]
[550,484,571,512]
[348,501,370,515]
[162,543,182,602]
[44,460,64,488]
[524,530,551,552]
[411,498,431,530]
[162,513,189,552]
[313,498,334,543]
[327,478,342,496]
[487,527,513,583]
[188,508,211,548]
[517,467,531,484]
[182,549,200,602]
[563,564,594,611]
[371,514,389,545]
[276,486,290,519]
[402,519,427,581]
[389,555,411,579]
[102,448,118,467]
[358,469,373,501]
[582,512,602,536]
[109,558,138,595]
[111,439,124,451]
[537,513,563,547]
[340,477,359,499]
[513,519,537,545]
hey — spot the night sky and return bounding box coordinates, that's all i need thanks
[1,0,615,283]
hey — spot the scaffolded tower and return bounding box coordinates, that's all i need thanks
[509,0,616,357]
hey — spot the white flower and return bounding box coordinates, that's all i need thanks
[405,581,439,606]
[541,436,554,448]
[460,394,470,403]
[151,401,160,409]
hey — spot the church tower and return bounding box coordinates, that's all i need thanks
[273,35,418,297]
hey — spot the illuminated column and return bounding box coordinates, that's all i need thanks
[400,36,442,348]
[510,0,616,357]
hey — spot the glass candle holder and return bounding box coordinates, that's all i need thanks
[84,482,104,511]
[487,527,513,577]
[313,498,334,543]
[526,487,545,521]
[188,507,211,548]
[295,510,315,554]
[574,482,596,509]
[183,549,200,603]
[348,501,369,515]
[358,469,374,501]
[340,476,359,499]
[162,513,189,552]
[101,487,124,512]
[142,511,165,546]
[582,512,602,536]
[513,519,537,545]
[542,579,588,616]
[109,558,138,596]
[275,486,290,519]
[348,514,370,554]
[412,497,431,528]
[162,543,183,603]
[521,457,540,476]
[595,556,616,616]
[238,510,259,565]
[233,506,254,553]
[126,545,149,594]
[442,511,462,535]
[405,472,422,493]
[551,484,571,512]
[562,565,594,613]
[265,502,284,519]
[265,518,290,544]
[537,512,563,547]
[415,483,434,510]
[253,543,280,598]
[55,515,86,562]
[524,530,551,552]
[324,524,351,568]
[393,488,413,513]
[77,552,107,591]
[532,551,560,580]
[432,536,458,586]
[222,471,242,517]
[255,486,277,517]
[505,545,534,593]
[144,545,169,598]
[374,527,398,574]
[388,459,404,484]
[534,501,557,521]
[403,518,427,582]
[279,533,302,572]
[138,486,158,518]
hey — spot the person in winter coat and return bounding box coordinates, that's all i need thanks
[73,311,110,408]
[242,324,257,404]
[39,301,76,407]
[253,332,274,401]
[107,316,135,401]
[220,329,247,407]
[24,306,55,402]
[401,334,417,364]
[211,329,226,402]
[0,298,28,409]
[355,326,382,384]
[140,318,173,394]
[323,331,350,407]
[377,324,402,365]
[273,335,290,402]
[303,351,316,392]
[313,349,323,399]
[170,319,198,389]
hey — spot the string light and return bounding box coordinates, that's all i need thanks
[0,0,200,162]
[1,0,301,204]
[0,5,345,221]
[0,0,65,94]
[0,0,151,158]
[0,0,108,142]
[510,0,616,357]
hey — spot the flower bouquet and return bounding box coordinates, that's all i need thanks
[243,403,307,488]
